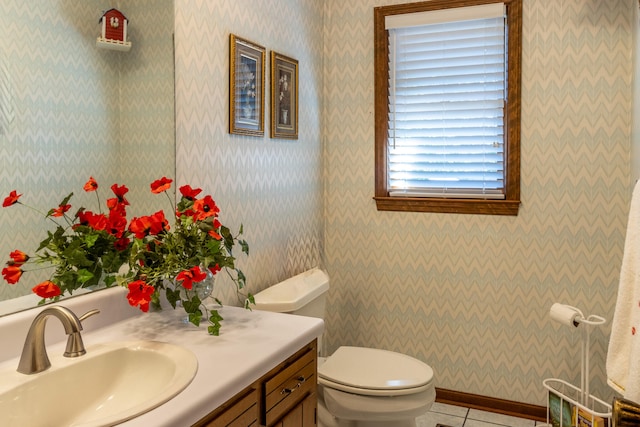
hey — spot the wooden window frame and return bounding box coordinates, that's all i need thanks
[373,0,522,216]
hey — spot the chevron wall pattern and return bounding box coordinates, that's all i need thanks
[173,0,324,305]
[0,0,175,301]
[633,5,640,185]
[323,0,633,407]
[118,1,176,219]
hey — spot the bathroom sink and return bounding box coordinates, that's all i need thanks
[0,340,198,427]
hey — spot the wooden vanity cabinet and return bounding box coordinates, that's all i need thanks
[194,340,317,427]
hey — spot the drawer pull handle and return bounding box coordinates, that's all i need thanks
[281,387,296,394]
[281,376,307,395]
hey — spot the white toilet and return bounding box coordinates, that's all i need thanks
[253,268,435,427]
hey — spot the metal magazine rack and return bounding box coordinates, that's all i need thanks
[542,306,611,427]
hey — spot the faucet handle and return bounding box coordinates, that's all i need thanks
[79,309,100,322]
[63,309,100,358]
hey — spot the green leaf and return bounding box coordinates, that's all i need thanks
[37,230,57,252]
[83,233,99,248]
[209,309,223,322]
[220,225,234,253]
[59,192,74,207]
[207,309,223,336]
[102,250,127,272]
[188,311,202,327]
[239,239,249,255]
[151,291,162,311]
[76,269,94,284]
[103,274,116,287]
[236,269,246,289]
[165,288,181,309]
[183,296,202,314]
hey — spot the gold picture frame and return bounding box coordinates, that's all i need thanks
[270,51,298,139]
[229,34,265,136]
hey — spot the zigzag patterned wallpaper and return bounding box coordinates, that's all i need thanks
[323,0,633,406]
[0,0,175,301]
[173,0,324,305]
[118,1,175,219]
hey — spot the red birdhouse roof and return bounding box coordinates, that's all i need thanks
[99,8,128,23]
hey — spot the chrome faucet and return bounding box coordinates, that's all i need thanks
[17,305,100,375]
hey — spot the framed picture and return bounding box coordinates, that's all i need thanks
[270,51,298,139]
[229,34,265,136]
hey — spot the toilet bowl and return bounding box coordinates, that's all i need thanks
[253,268,435,427]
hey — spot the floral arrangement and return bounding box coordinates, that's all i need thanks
[1,177,251,335]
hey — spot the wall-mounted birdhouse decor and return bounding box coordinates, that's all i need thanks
[96,8,131,52]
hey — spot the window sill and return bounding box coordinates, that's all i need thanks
[374,196,520,216]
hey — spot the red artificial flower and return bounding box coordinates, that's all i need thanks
[77,210,108,231]
[32,281,61,298]
[1,265,23,284]
[179,185,202,200]
[204,218,223,240]
[109,198,127,215]
[148,211,170,235]
[129,211,169,239]
[193,195,219,221]
[8,250,29,266]
[2,190,22,207]
[107,210,127,237]
[208,264,221,276]
[126,280,155,312]
[114,237,131,251]
[51,204,71,217]
[151,177,173,194]
[176,266,207,290]
[83,177,98,192]
[208,230,222,240]
[105,198,125,214]
[111,184,130,205]
[129,216,152,239]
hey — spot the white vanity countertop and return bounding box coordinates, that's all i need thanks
[0,287,324,427]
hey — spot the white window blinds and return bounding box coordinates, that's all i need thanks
[386,3,507,199]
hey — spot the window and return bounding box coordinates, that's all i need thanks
[374,0,522,215]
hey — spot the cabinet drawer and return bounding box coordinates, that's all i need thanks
[264,347,316,426]
[196,387,258,427]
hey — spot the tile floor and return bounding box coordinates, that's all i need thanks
[416,402,548,427]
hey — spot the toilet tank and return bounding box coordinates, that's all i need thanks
[253,268,329,319]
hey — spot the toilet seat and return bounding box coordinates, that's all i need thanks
[321,384,436,422]
[318,346,434,397]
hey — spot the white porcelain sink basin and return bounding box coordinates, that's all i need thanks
[0,340,198,427]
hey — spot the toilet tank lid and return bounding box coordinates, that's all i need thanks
[253,268,329,313]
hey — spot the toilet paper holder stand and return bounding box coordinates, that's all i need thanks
[542,304,611,426]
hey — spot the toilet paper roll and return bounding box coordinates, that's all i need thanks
[550,303,580,327]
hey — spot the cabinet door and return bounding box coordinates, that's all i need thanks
[280,402,303,427]
[301,393,317,427]
[276,392,316,427]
